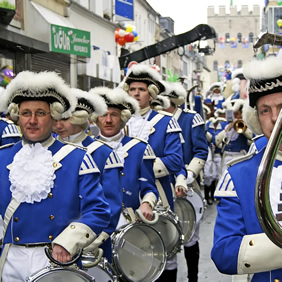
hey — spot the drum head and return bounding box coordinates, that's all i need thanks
[186,188,205,225]
[112,223,166,282]
[85,258,117,282]
[27,266,94,282]
[151,211,183,259]
[174,198,196,244]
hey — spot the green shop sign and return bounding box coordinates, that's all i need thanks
[50,24,91,57]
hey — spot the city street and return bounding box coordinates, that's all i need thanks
[177,197,231,282]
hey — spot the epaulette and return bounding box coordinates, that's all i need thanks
[226,150,255,168]
[157,110,173,117]
[0,143,14,150]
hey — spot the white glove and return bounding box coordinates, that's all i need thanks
[186,170,195,185]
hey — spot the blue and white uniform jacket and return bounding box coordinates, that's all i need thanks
[0,118,21,146]
[120,135,158,210]
[128,110,183,210]
[211,136,282,281]
[206,119,226,155]
[0,136,111,257]
[174,109,208,181]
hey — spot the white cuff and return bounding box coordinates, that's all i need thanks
[186,157,206,178]
[141,192,157,209]
[53,222,96,256]
[83,231,109,253]
[215,130,226,146]
[153,157,169,178]
[175,174,187,191]
[238,233,282,274]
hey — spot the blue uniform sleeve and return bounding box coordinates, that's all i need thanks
[211,195,245,274]
[77,153,111,235]
[101,151,123,234]
[161,130,183,175]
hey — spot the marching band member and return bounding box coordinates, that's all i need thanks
[92,86,158,223]
[121,64,183,281]
[161,81,208,282]
[206,82,225,112]
[53,88,123,262]
[211,53,282,281]
[0,71,111,281]
[215,94,253,175]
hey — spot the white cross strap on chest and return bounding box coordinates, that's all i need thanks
[149,113,165,128]
[122,138,140,154]
[86,140,104,155]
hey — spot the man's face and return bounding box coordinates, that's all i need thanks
[128,81,151,109]
[257,92,282,140]
[96,107,122,137]
[53,118,81,138]
[18,101,54,142]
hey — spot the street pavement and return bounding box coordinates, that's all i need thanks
[176,196,231,282]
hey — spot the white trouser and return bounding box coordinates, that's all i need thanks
[2,245,49,282]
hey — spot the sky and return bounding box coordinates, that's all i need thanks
[147,0,266,34]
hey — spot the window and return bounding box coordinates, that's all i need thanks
[225,33,230,43]
[249,32,254,43]
[237,33,242,43]
[213,60,218,71]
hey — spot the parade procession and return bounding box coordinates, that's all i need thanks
[0,0,282,282]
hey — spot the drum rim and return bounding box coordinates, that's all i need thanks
[186,188,205,223]
[174,197,197,244]
[27,265,95,281]
[150,210,184,260]
[111,222,166,282]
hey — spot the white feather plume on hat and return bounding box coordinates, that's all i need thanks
[161,81,186,106]
[1,71,76,120]
[89,87,140,127]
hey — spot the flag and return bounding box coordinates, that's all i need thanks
[230,0,233,6]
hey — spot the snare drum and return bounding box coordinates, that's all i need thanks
[26,265,95,282]
[174,197,196,244]
[85,257,118,282]
[112,222,166,282]
[151,205,184,260]
[186,187,205,225]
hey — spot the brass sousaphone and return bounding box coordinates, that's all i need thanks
[254,31,282,247]
[255,109,282,247]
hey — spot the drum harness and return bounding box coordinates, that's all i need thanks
[0,144,76,280]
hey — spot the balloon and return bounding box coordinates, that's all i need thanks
[117,37,126,46]
[118,29,126,37]
[115,29,120,41]
[277,19,282,27]
[125,32,134,43]
[132,30,138,37]
[125,25,133,33]
[133,35,139,42]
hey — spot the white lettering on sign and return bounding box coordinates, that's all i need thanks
[74,45,88,53]
[54,29,70,51]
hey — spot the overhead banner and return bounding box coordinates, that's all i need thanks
[50,24,91,57]
[115,0,134,21]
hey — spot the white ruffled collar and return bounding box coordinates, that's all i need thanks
[9,143,56,204]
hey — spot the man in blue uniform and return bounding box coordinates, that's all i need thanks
[0,71,111,281]
[53,88,123,262]
[92,86,158,220]
[121,64,183,281]
[161,81,208,282]
[211,54,282,281]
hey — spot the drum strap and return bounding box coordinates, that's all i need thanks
[155,179,170,208]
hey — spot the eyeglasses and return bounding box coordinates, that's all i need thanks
[19,110,51,118]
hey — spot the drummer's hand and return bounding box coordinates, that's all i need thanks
[52,244,71,263]
[138,202,153,221]
[175,185,187,197]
